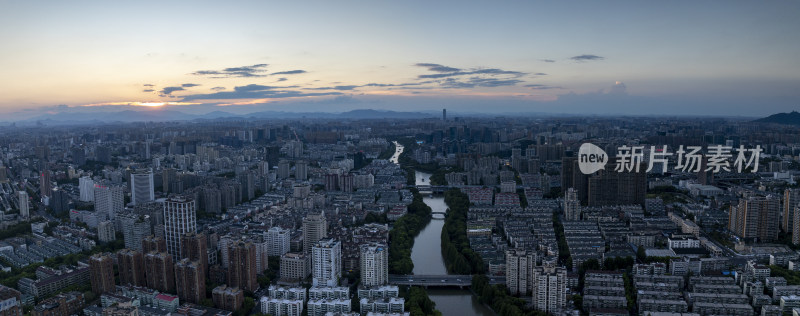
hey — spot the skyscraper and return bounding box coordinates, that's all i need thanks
[359,243,388,287]
[18,191,29,219]
[180,232,208,276]
[266,227,291,257]
[532,264,567,313]
[94,184,123,221]
[277,160,290,179]
[164,197,197,261]
[303,213,327,254]
[312,238,341,287]
[227,240,258,292]
[587,165,646,208]
[174,259,205,304]
[295,160,308,180]
[39,170,52,199]
[89,254,115,294]
[563,188,581,221]
[117,249,146,287]
[79,176,94,202]
[442,108,446,121]
[144,251,174,293]
[785,189,800,233]
[97,221,116,242]
[506,249,535,296]
[142,235,167,253]
[131,172,154,205]
[162,168,177,194]
[729,195,780,243]
[120,214,151,251]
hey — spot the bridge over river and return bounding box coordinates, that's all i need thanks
[389,274,506,288]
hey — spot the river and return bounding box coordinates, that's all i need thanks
[390,142,494,316]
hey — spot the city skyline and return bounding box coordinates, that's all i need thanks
[1,1,799,120]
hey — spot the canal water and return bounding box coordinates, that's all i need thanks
[390,142,494,316]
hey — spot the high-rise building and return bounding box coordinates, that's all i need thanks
[164,197,197,261]
[117,249,146,287]
[280,252,310,282]
[506,249,535,295]
[266,227,291,257]
[564,188,581,221]
[359,243,388,287]
[18,191,29,219]
[794,204,800,245]
[587,165,647,208]
[162,168,177,194]
[119,214,151,251]
[180,232,208,276]
[303,213,327,254]
[227,240,257,292]
[312,238,341,287]
[142,235,167,253]
[532,264,567,313]
[144,251,174,293]
[49,189,71,214]
[295,160,308,180]
[94,184,123,221]
[39,170,52,199]
[79,176,94,202]
[0,166,6,184]
[785,189,800,233]
[174,259,205,304]
[729,195,780,243]
[97,221,116,242]
[277,160,290,179]
[89,254,115,294]
[212,285,244,312]
[131,172,154,205]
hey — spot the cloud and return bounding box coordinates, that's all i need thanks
[211,87,226,91]
[181,83,200,87]
[534,73,547,76]
[143,84,154,87]
[306,85,359,91]
[609,81,627,94]
[159,86,185,95]
[270,70,306,75]
[415,63,526,79]
[181,84,342,101]
[142,89,155,92]
[191,64,269,78]
[439,77,524,88]
[277,78,288,82]
[570,54,605,62]
[541,59,556,63]
[414,63,462,73]
[524,84,562,90]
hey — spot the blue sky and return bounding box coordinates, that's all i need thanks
[1,1,798,119]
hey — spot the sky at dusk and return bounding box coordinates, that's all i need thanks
[1,1,799,120]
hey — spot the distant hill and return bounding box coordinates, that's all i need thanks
[754,111,800,125]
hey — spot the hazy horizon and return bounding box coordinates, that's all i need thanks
[2,1,799,120]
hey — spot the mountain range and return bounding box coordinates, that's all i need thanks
[753,111,800,125]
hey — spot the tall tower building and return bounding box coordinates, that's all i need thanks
[131,172,155,205]
[180,232,208,276]
[532,264,567,313]
[784,189,800,233]
[506,249,536,295]
[120,214,151,251]
[142,235,167,253]
[303,213,327,254]
[18,191,29,219]
[295,160,308,181]
[79,176,95,202]
[443,108,446,121]
[94,184,123,221]
[563,188,581,221]
[227,240,258,292]
[144,251,174,293]
[359,243,388,287]
[117,249,146,287]
[89,254,115,294]
[277,160,290,179]
[793,204,800,245]
[39,170,52,199]
[163,197,197,261]
[729,195,780,243]
[266,227,291,256]
[312,238,341,287]
[174,259,205,304]
[162,168,177,194]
